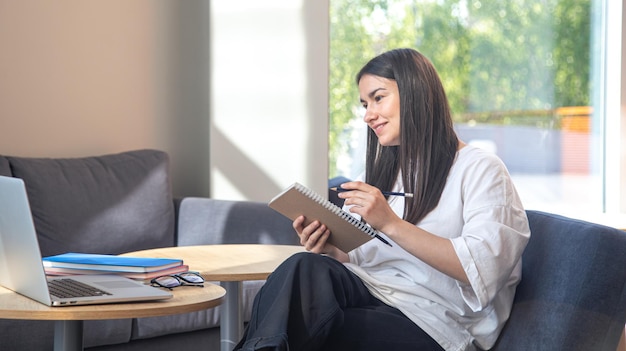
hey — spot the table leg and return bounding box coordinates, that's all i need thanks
[54,320,83,351]
[220,281,243,351]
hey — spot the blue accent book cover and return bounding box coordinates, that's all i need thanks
[42,253,183,273]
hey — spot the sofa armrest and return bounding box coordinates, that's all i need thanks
[175,197,300,246]
[493,210,626,351]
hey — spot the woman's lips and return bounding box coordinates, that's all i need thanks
[371,122,386,135]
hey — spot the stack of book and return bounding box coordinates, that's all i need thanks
[42,252,189,280]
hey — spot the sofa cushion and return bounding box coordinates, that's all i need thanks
[0,156,10,176]
[0,319,132,350]
[84,319,133,348]
[7,149,175,256]
[131,280,265,340]
[176,198,298,245]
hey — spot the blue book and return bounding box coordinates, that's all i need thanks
[42,252,183,273]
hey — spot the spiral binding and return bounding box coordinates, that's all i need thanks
[294,183,378,238]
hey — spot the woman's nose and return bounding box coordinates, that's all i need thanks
[363,107,376,123]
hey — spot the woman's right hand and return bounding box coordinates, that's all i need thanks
[293,216,349,262]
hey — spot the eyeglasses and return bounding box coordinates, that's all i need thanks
[150,272,204,290]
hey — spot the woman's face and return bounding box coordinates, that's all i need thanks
[358,74,401,146]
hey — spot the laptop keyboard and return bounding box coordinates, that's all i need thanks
[48,278,112,298]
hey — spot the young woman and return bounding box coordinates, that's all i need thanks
[234,48,530,351]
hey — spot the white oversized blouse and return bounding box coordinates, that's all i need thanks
[345,145,531,351]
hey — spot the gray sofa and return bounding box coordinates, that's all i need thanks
[0,149,298,350]
[0,149,625,351]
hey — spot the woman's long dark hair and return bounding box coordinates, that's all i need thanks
[356,48,458,224]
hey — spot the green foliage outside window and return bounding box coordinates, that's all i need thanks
[329,0,591,177]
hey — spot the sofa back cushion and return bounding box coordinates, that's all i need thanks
[176,198,299,245]
[6,149,175,256]
[0,156,10,176]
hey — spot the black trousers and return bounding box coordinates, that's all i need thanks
[234,252,444,351]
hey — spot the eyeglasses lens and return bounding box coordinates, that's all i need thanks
[154,276,181,288]
[178,272,203,284]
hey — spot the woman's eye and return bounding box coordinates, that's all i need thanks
[374,95,383,102]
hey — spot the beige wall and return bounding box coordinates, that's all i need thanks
[0,1,217,197]
[0,1,168,155]
[0,0,329,200]
[0,0,189,189]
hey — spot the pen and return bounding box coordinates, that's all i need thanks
[374,233,392,247]
[330,187,414,198]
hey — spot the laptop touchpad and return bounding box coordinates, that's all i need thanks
[96,280,143,289]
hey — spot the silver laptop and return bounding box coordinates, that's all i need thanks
[0,175,172,306]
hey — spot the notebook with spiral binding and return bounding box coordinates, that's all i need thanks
[269,182,389,252]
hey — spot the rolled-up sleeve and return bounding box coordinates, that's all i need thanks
[451,157,530,312]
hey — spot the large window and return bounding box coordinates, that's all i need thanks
[329,0,608,216]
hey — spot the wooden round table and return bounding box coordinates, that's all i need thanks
[0,283,225,351]
[122,244,306,351]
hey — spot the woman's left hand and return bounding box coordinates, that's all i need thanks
[337,181,402,233]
